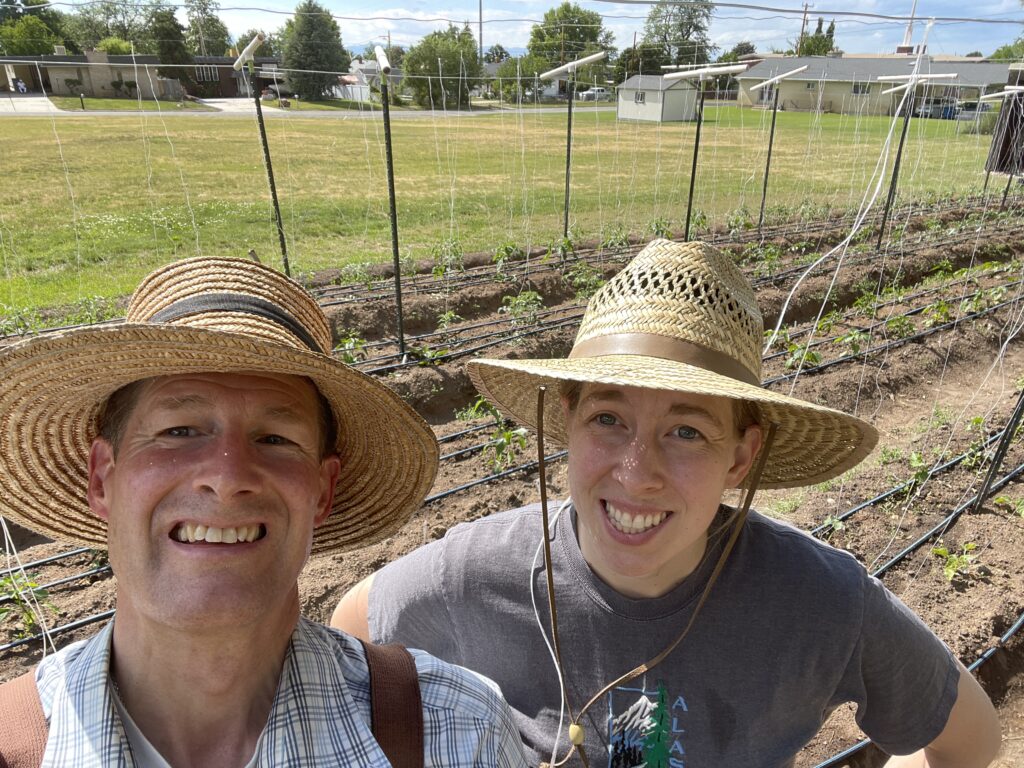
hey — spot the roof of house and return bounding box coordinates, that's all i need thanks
[737,56,1011,88]
[618,74,697,92]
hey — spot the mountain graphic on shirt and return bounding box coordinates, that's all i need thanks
[607,683,681,768]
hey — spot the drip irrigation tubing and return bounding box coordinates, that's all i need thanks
[764,293,1024,386]
[0,547,92,580]
[0,565,111,606]
[0,609,115,654]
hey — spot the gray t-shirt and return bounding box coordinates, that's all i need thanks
[370,504,959,767]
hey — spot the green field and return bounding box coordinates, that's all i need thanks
[0,105,995,314]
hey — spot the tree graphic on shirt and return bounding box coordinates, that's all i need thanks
[643,682,671,767]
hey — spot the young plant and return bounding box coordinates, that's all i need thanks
[492,241,523,281]
[500,291,543,330]
[0,572,52,639]
[410,344,449,365]
[548,235,576,266]
[486,425,529,472]
[923,300,952,328]
[565,261,604,301]
[726,206,752,234]
[431,238,464,278]
[600,225,630,250]
[340,261,375,290]
[648,218,672,239]
[456,395,502,424]
[837,329,870,355]
[437,310,462,334]
[820,514,845,538]
[878,446,903,466]
[884,315,915,340]
[993,495,1024,517]
[931,541,978,582]
[334,331,367,364]
[784,342,821,370]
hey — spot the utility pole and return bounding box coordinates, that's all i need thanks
[798,3,810,54]
[479,0,483,61]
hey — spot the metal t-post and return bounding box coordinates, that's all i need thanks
[380,77,406,357]
[876,96,913,251]
[563,75,575,240]
[758,86,781,233]
[684,85,706,241]
[248,62,290,276]
[1001,172,1015,211]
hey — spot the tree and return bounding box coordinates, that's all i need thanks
[797,18,837,56]
[724,41,756,59]
[642,684,671,768]
[991,40,1024,60]
[64,0,148,51]
[361,42,405,69]
[282,0,350,100]
[404,24,482,108]
[2,0,77,53]
[96,35,133,54]
[237,28,279,58]
[965,50,983,58]
[148,8,194,90]
[612,43,670,83]
[494,53,550,101]
[484,43,509,63]
[0,15,59,55]
[527,2,614,69]
[185,0,230,56]
[642,1,714,67]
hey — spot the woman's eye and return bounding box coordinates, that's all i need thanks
[675,426,700,440]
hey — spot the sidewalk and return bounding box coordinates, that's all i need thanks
[0,92,59,114]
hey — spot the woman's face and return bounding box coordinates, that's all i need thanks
[563,383,762,599]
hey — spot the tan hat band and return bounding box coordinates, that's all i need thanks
[149,293,324,353]
[569,333,760,386]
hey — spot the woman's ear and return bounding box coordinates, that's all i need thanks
[726,423,764,488]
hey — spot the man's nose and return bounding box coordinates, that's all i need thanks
[193,432,263,499]
[612,437,665,494]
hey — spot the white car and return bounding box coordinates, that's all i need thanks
[577,87,610,101]
[955,101,994,121]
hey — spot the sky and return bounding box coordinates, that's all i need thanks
[214,0,1024,60]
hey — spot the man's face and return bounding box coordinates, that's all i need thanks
[87,372,341,633]
[564,384,761,599]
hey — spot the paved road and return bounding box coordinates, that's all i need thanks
[0,94,616,119]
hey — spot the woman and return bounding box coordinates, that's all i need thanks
[334,240,999,767]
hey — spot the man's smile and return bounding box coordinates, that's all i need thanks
[171,523,267,544]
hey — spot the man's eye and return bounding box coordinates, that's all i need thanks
[595,413,617,426]
[675,426,700,440]
[161,426,194,437]
[261,434,290,445]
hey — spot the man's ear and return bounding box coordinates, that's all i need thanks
[314,454,342,528]
[87,439,116,521]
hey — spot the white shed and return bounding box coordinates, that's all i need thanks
[616,75,698,122]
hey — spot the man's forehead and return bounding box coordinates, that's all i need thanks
[138,372,321,408]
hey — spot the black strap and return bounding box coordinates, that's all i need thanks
[149,293,324,353]
[360,641,424,768]
[0,669,47,768]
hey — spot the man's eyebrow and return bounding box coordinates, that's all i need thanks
[667,403,724,427]
[264,405,309,423]
[150,394,212,411]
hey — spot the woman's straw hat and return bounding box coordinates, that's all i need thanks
[0,256,438,553]
[468,239,877,488]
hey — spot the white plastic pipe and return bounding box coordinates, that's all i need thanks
[664,63,746,82]
[374,45,391,74]
[233,33,265,71]
[876,73,958,82]
[538,50,607,82]
[749,65,808,92]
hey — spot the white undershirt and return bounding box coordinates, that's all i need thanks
[111,683,260,768]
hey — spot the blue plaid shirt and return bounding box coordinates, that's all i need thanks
[36,617,527,767]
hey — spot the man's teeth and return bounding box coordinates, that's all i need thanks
[174,524,262,544]
[605,502,667,534]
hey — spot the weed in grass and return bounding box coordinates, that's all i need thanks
[0,304,44,336]
[500,290,543,330]
[0,572,53,639]
[334,331,367,364]
[486,424,529,472]
[431,238,464,278]
[931,541,978,582]
[565,261,604,301]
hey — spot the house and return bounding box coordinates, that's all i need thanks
[736,55,1011,116]
[0,50,282,100]
[616,75,698,122]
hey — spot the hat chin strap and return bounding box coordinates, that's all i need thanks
[535,386,778,768]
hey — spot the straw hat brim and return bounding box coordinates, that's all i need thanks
[0,324,438,554]
[468,355,878,489]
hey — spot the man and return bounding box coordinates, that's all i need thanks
[333,240,1001,767]
[0,256,526,767]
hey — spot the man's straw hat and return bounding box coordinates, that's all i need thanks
[469,239,877,488]
[0,257,438,553]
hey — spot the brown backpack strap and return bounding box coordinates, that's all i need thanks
[0,669,48,768]
[360,641,424,768]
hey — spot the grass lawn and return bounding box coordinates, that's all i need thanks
[0,105,996,318]
[261,96,380,112]
[49,96,217,112]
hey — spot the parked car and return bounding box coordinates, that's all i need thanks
[955,100,994,121]
[914,97,958,119]
[577,87,611,102]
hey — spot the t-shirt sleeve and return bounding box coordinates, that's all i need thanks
[839,574,960,755]
[368,536,463,662]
